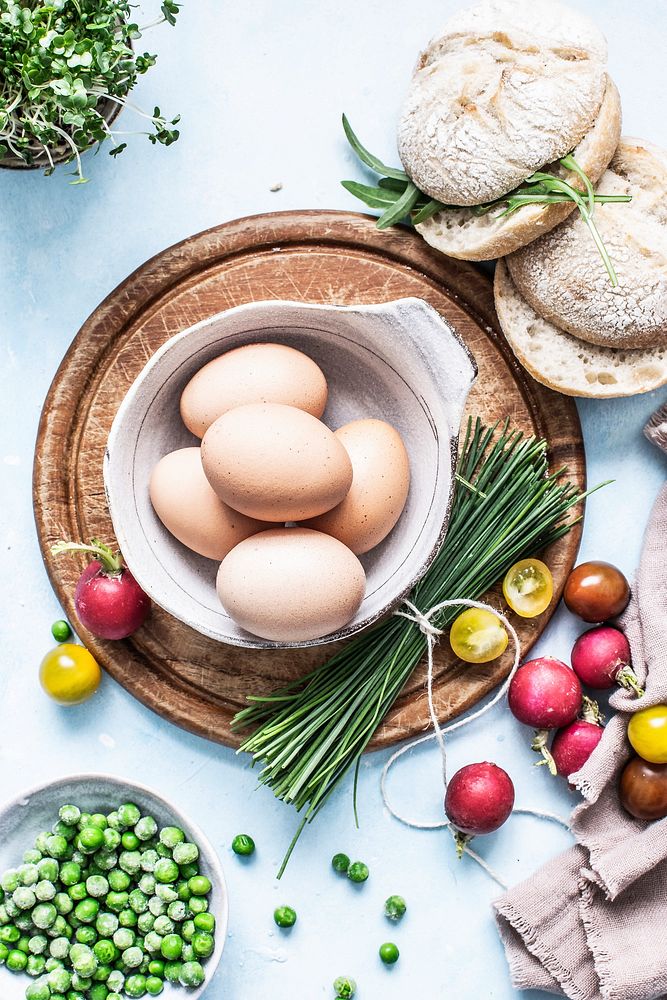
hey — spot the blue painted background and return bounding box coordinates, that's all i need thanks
[1,2,666,996]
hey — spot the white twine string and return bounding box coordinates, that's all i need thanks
[383,598,570,889]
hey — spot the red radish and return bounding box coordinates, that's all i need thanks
[51,539,151,640]
[550,720,604,779]
[445,762,515,840]
[571,625,643,696]
[508,657,582,729]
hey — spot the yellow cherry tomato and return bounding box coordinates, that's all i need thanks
[39,643,101,705]
[449,608,508,664]
[503,558,554,618]
[628,705,667,764]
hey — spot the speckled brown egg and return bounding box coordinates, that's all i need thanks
[149,447,267,560]
[216,527,366,642]
[304,419,410,554]
[180,342,328,438]
[201,403,353,521]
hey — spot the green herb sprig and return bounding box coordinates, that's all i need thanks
[234,418,607,876]
[0,0,181,182]
[341,115,631,286]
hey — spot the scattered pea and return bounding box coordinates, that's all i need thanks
[273,906,297,929]
[231,834,255,857]
[331,853,350,874]
[347,862,369,884]
[333,976,356,998]
[379,941,399,965]
[384,895,407,922]
[51,620,72,643]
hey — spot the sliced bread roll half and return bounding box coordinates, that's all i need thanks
[506,139,667,348]
[414,76,621,261]
[398,0,609,207]
[494,260,667,398]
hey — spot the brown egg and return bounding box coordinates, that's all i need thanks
[216,528,366,642]
[201,403,353,522]
[149,448,266,560]
[304,419,410,554]
[180,342,328,438]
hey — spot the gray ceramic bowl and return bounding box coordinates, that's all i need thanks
[0,774,227,1000]
[104,297,477,648]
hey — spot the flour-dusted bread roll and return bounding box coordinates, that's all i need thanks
[494,260,667,398]
[506,139,667,348]
[398,0,609,207]
[415,77,621,261]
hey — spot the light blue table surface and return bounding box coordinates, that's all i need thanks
[1,2,666,997]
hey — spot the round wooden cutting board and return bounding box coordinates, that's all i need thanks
[34,211,585,750]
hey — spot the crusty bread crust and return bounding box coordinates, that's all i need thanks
[506,138,667,348]
[415,76,621,261]
[398,0,608,206]
[494,260,667,398]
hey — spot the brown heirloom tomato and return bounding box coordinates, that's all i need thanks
[563,561,630,623]
[619,756,667,821]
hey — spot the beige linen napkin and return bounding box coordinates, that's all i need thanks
[494,480,667,1000]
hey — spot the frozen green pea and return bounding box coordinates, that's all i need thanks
[128,889,148,914]
[144,931,163,954]
[94,849,118,873]
[58,862,80,887]
[46,835,69,860]
[35,880,56,902]
[139,875,156,895]
[105,891,128,913]
[122,945,144,968]
[192,931,214,958]
[16,913,34,932]
[75,926,97,946]
[13,886,36,910]
[107,968,125,991]
[48,965,72,990]
[78,828,105,854]
[140,851,159,874]
[172,843,198,866]
[167,901,186,923]
[119,852,142,876]
[0,871,18,893]
[193,912,215,933]
[107,869,131,892]
[50,915,70,938]
[4,898,19,917]
[153,915,174,936]
[122,832,140,852]
[34,834,51,855]
[163,961,182,983]
[26,953,46,976]
[49,937,70,960]
[108,995,123,1000]
[187,875,211,896]
[72,971,93,989]
[112,927,134,950]
[25,979,50,1000]
[0,924,20,943]
[28,935,48,955]
[51,821,76,842]
[159,828,185,849]
[19,864,40,886]
[68,882,87,901]
[103,829,121,851]
[135,817,157,841]
[89,814,108,830]
[181,920,195,943]
[188,896,208,915]
[93,938,117,964]
[117,804,141,830]
[96,912,119,937]
[86,876,109,899]
[54,892,73,915]
[153,859,178,885]
[154,883,177,903]
[32,903,57,929]
[58,805,81,827]
[69,942,98,976]
[137,911,155,933]
[90,984,111,1000]
[106,812,121,830]
[74,898,99,923]
[146,976,164,996]
[179,960,205,987]
[180,943,194,963]
[119,908,138,928]
[148,896,166,917]
[6,947,28,970]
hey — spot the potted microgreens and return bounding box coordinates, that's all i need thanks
[0,0,181,183]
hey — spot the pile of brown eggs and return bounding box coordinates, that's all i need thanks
[149,343,410,642]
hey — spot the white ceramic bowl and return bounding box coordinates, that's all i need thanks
[104,297,476,648]
[0,774,227,1000]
